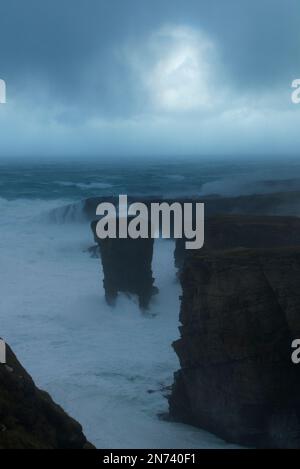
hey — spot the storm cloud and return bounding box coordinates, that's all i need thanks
[0,0,299,157]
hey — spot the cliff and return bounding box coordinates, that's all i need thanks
[83,191,300,222]
[169,247,300,448]
[0,342,94,449]
[175,215,300,270]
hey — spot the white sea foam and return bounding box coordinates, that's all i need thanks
[199,174,300,197]
[39,199,88,224]
[0,197,234,448]
[56,181,114,190]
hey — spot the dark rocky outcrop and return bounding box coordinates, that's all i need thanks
[91,220,157,309]
[82,191,300,223]
[169,247,300,448]
[175,215,300,270]
[85,244,100,258]
[0,342,94,449]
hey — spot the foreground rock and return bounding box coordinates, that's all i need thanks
[91,220,157,309]
[169,247,300,448]
[0,342,94,449]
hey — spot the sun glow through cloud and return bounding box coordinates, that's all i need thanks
[1,6,300,158]
[143,26,217,112]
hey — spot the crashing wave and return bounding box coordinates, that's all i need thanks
[40,199,88,224]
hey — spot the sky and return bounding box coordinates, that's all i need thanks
[0,0,300,159]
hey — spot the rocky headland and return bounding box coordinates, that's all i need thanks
[169,247,300,448]
[0,342,94,449]
[175,215,300,270]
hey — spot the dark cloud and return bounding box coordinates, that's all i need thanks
[0,0,299,156]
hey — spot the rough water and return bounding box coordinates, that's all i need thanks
[1,157,300,448]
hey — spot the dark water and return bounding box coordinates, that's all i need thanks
[1,158,300,201]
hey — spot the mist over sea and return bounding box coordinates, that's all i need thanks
[1,157,300,448]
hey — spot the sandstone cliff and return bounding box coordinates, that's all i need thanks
[83,191,300,222]
[0,342,94,449]
[169,247,300,448]
[91,220,157,309]
[175,215,300,270]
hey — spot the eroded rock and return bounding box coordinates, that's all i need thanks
[169,247,300,448]
[91,220,157,309]
[0,342,94,449]
[175,215,300,270]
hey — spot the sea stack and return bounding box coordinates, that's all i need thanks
[91,219,157,309]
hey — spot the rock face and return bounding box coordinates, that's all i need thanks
[83,191,300,223]
[175,215,300,270]
[169,248,300,448]
[91,220,157,309]
[0,342,94,449]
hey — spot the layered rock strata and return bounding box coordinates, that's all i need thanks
[169,247,300,448]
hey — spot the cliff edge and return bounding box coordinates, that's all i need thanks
[0,342,94,449]
[169,247,300,448]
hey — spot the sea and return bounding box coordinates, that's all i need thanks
[1,156,300,448]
